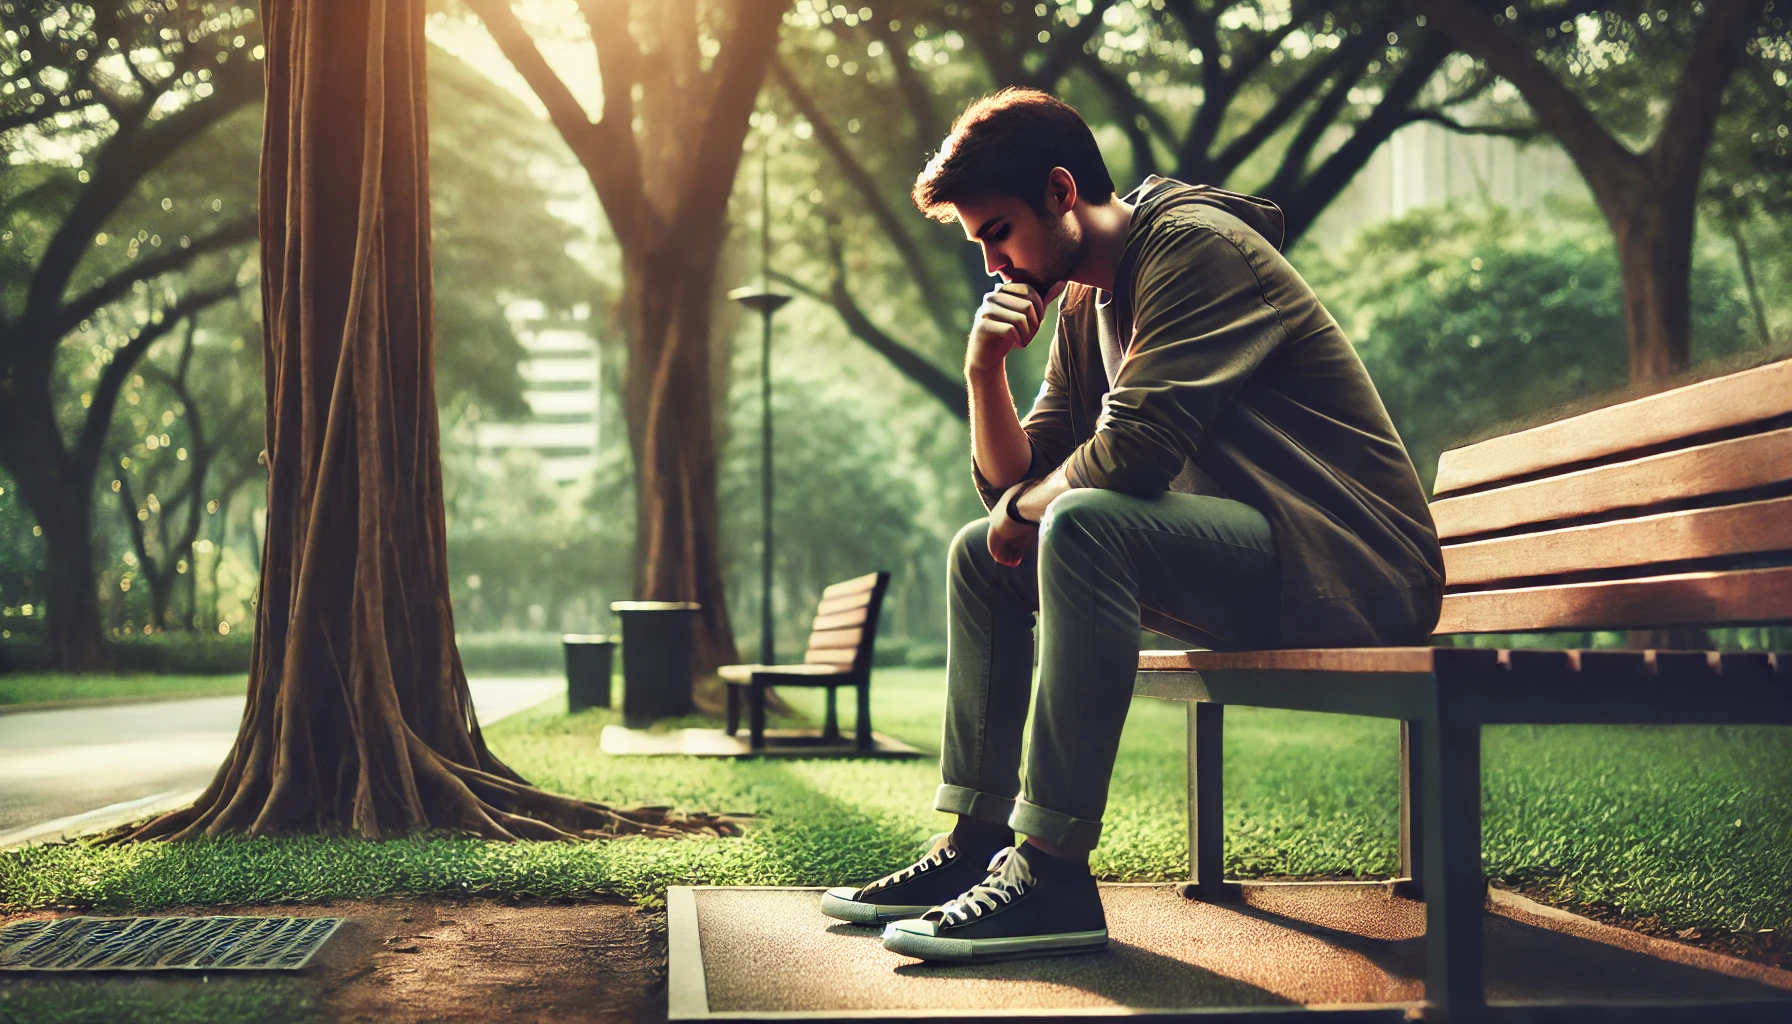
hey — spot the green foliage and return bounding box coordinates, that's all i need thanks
[1303,200,1753,484]
[717,376,930,652]
[428,46,595,420]
[0,976,316,1024]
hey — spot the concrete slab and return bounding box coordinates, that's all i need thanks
[669,883,1792,1021]
[600,725,922,759]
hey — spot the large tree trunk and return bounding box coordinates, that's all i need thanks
[1612,195,1696,385]
[0,363,106,669]
[623,238,740,678]
[464,0,783,687]
[120,0,723,842]
[33,478,105,667]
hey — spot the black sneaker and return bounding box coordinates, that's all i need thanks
[820,832,994,924]
[881,844,1108,963]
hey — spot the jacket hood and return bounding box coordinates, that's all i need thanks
[1124,175,1286,251]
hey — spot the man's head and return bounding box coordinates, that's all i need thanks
[911,88,1116,293]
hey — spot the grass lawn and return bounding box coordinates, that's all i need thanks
[0,672,247,709]
[2,668,1787,941]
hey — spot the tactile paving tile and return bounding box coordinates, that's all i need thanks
[0,916,341,971]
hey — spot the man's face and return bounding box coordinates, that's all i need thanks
[953,195,1081,294]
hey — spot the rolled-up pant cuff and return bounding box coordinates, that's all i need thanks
[1008,798,1103,852]
[934,784,1016,826]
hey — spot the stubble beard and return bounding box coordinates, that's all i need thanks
[1002,213,1082,296]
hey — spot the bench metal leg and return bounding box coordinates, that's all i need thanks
[749,682,768,751]
[855,679,873,751]
[1421,699,1485,1023]
[1182,702,1241,902]
[726,685,741,736]
[1396,719,1425,900]
[823,687,840,743]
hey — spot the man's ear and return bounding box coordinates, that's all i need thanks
[1045,166,1078,214]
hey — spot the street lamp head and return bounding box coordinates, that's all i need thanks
[727,286,793,316]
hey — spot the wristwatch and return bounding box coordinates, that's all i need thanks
[1004,483,1039,526]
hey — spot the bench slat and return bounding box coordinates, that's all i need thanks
[804,646,859,666]
[1431,427,1792,540]
[814,591,875,617]
[821,573,882,600]
[805,626,864,651]
[1138,648,1443,674]
[1441,495,1792,586]
[719,663,853,684]
[810,606,870,631]
[1433,358,1792,495]
[1436,565,1792,634]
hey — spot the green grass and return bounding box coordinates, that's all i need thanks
[1,668,1787,940]
[0,976,314,1024]
[0,672,247,709]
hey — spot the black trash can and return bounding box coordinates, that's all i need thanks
[610,601,701,728]
[562,634,615,713]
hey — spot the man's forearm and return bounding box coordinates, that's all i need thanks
[1012,463,1072,522]
[967,363,1031,491]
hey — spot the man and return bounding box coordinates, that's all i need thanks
[821,89,1443,963]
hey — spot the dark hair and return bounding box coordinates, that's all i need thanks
[911,87,1115,223]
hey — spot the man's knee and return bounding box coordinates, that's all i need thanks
[1038,488,1123,560]
[949,518,993,578]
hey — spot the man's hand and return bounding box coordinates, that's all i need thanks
[966,281,1064,374]
[987,480,1039,568]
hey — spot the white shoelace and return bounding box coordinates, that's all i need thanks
[930,846,1034,926]
[860,832,957,896]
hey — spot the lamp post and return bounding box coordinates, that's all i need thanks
[728,134,790,666]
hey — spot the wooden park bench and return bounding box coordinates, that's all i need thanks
[1133,359,1792,1022]
[720,571,891,751]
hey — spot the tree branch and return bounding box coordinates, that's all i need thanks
[671,0,785,239]
[868,16,942,145]
[464,0,598,149]
[768,234,967,418]
[1226,0,1317,87]
[16,52,258,349]
[466,0,656,249]
[1403,108,1542,138]
[53,216,257,337]
[1205,28,1374,180]
[1028,0,1118,89]
[72,283,239,480]
[1276,33,1455,245]
[1650,0,1768,190]
[1079,55,1164,180]
[773,58,957,336]
[1263,35,1381,200]
[1416,0,1647,202]
[113,457,160,584]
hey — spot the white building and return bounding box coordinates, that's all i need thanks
[1311,118,1585,242]
[474,300,601,486]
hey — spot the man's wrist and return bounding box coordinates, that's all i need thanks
[1002,480,1039,526]
[965,357,1005,380]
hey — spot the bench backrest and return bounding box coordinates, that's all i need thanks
[1431,359,1792,634]
[802,571,892,674]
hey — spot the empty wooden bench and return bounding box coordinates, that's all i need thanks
[1135,359,1792,1022]
[720,571,891,751]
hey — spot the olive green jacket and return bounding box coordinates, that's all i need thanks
[975,178,1443,648]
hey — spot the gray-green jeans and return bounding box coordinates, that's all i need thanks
[936,488,1279,852]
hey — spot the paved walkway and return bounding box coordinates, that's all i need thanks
[0,677,564,846]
